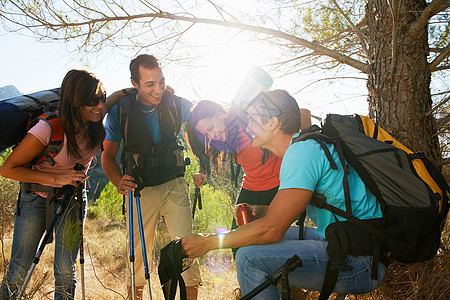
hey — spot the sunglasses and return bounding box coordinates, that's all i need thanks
[85,93,106,107]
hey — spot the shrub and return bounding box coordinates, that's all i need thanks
[88,181,124,222]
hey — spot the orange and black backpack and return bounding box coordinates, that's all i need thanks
[294,114,449,299]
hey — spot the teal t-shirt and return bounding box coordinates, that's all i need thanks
[279,135,382,238]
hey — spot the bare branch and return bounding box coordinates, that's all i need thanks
[154,13,369,72]
[438,0,450,12]
[330,0,369,61]
[409,0,448,37]
[429,47,446,53]
[355,15,367,28]
[430,43,450,72]
[1,7,369,73]
[437,113,450,130]
[438,157,450,166]
[427,94,450,115]
[435,65,450,71]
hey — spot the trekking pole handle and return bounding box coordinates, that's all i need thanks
[265,255,303,285]
[240,255,303,300]
[124,153,135,176]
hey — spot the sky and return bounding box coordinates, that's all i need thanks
[0,26,370,120]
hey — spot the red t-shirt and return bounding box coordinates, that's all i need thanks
[236,129,281,191]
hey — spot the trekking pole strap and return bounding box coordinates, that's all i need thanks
[318,262,339,300]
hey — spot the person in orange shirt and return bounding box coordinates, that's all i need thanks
[185,99,311,254]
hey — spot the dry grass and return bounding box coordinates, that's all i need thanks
[0,212,448,299]
[0,217,240,299]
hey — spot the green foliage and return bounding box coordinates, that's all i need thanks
[87,147,234,235]
[61,220,82,252]
[429,22,450,48]
[184,145,236,233]
[87,181,124,222]
[191,184,234,233]
[0,149,12,165]
[295,0,366,60]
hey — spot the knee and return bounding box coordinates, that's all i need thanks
[235,246,256,273]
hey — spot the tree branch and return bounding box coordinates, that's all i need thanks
[438,157,450,167]
[4,9,369,73]
[438,0,450,12]
[435,65,450,71]
[437,113,450,130]
[408,0,447,37]
[427,94,450,116]
[429,43,450,72]
[330,0,369,61]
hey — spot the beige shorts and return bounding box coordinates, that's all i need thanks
[125,177,202,287]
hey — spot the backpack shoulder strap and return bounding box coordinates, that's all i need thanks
[160,92,182,135]
[34,112,64,166]
[118,90,137,147]
[292,129,338,170]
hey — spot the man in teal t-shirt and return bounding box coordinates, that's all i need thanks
[181,89,386,299]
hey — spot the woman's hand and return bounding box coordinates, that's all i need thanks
[192,172,206,188]
[105,88,134,112]
[53,170,87,186]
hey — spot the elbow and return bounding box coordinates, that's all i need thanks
[261,225,286,244]
[0,164,11,179]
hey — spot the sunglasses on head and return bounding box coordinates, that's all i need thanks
[85,93,106,107]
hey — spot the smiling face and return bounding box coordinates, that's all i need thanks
[79,84,105,123]
[195,111,227,142]
[246,105,272,148]
[132,66,166,106]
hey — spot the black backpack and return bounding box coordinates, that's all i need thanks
[0,89,60,152]
[294,114,449,299]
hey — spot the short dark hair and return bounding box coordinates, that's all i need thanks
[129,54,161,83]
[249,90,301,135]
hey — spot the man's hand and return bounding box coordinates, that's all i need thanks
[192,172,206,188]
[117,174,137,195]
[181,233,214,258]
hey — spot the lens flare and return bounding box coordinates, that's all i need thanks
[204,252,232,274]
[204,228,231,273]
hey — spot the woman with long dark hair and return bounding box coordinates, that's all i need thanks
[0,70,119,299]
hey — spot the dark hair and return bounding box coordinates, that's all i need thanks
[59,69,105,158]
[249,90,301,135]
[185,100,243,175]
[129,54,161,83]
[190,100,226,129]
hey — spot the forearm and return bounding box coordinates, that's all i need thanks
[1,165,58,185]
[219,218,281,249]
[183,218,281,258]
[105,89,126,112]
[101,154,123,187]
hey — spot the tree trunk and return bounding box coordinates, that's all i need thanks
[366,0,441,162]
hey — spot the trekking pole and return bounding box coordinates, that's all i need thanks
[16,185,75,300]
[240,255,303,300]
[125,153,137,300]
[17,163,84,300]
[76,183,86,300]
[135,185,152,299]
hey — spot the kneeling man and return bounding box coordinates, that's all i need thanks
[182,90,385,299]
